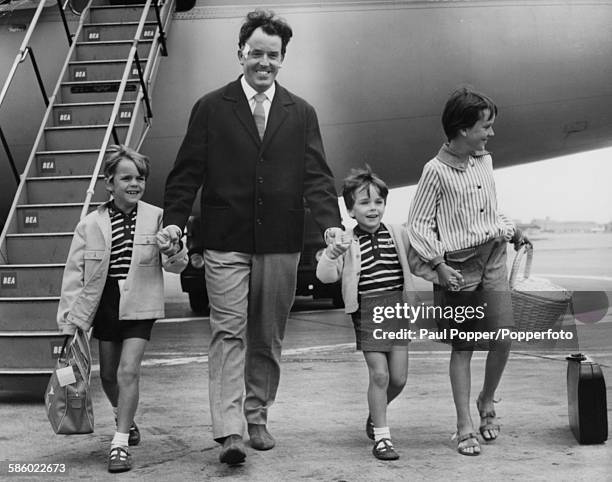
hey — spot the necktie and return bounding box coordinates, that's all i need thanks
[253,93,266,139]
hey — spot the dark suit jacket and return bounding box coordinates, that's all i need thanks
[163,78,341,254]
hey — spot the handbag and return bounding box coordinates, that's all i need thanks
[44,329,94,434]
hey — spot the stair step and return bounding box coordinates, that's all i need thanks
[43,124,129,150]
[82,21,157,42]
[68,60,147,82]
[52,101,136,127]
[0,264,65,297]
[25,175,106,204]
[0,333,68,370]
[0,370,54,397]
[6,233,74,264]
[34,150,101,176]
[16,202,104,232]
[60,79,141,103]
[0,297,60,330]
[74,39,153,62]
[89,5,154,23]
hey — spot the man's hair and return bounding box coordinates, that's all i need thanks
[238,10,293,57]
[342,165,389,211]
[103,144,150,180]
[441,87,498,141]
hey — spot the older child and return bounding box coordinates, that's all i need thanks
[57,145,187,473]
[317,166,416,461]
[408,88,529,456]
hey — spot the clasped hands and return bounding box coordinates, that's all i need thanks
[156,225,182,256]
[324,227,351,259]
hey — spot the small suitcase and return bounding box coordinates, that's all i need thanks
[566,353,608,444]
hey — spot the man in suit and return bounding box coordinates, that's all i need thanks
[159,10,343,465]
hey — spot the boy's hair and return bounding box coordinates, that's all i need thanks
[442,87,498,141]
[342,165,389,211]
[239,10,293,57]
[103,144,150,180]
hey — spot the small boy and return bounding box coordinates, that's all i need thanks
[57,145,188,472]
[317,166,416,460]
[407,88,529,456]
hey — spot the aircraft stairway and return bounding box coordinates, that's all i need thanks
[0,0,174,397]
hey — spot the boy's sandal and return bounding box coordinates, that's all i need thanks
[372,438,400,460]
[108,446,132,473]
[452,432,481,456]
[365,414,375,440]
[477,395,501,441]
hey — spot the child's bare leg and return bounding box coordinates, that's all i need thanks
[479,338,511,439]
[385,348,408,404]
[116,338,148,434]
[99,340,122,406]
[449,349,474,433]
[363,351,390,428]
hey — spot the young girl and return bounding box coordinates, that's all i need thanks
[57,145,187,473]
[316,166,416,460]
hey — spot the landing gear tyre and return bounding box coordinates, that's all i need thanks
[189,291,210,315]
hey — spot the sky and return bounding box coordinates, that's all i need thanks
[345,146,612,226]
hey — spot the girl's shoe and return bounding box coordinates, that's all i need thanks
[372,438,399,460]
[476,394,500,441]
[453,432,481,456]
[108,446,132,473]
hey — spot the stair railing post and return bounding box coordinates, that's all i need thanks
[0,126,20,183]
[23,48,49,107]
[134,51,153,119]
[153,0,168,56]
[56,0,74,46]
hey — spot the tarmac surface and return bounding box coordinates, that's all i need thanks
[1,294,611,481]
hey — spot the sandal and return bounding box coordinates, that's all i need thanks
[476,394,500,441]
[108,446,132,473]
[452,432,481,456]
[372,438,399,460]
[365,414,375,440]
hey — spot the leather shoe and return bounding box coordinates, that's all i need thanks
[219,434,246,465]
[248,423,275,450]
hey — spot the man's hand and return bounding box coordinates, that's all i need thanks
[325,240,350,260]
[435,262,464,290]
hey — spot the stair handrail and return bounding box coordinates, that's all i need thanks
[0,0,91,260]
[0,0,73,184]
[80,0,167,220]
[125,0,175,149]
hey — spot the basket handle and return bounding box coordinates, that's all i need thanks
[509,244,533,288]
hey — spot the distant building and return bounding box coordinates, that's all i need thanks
[530,217,605,233]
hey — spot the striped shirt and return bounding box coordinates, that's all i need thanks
[355,223,404,295]
[407,144,514,267]
[107,201,137,279]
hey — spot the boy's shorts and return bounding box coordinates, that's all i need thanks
[92,277,155,342]
[433,236,514,350]
[352,290,409,352]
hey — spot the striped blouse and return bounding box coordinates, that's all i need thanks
[407,144,515,267]
[107,201,137,279]
[355,223,404,295]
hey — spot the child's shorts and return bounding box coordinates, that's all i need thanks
[351,295,409,352]
[433,236,514,350]
[92,277,155,342]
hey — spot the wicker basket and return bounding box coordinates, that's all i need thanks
[510,245,572,332]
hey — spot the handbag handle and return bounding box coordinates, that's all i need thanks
[69,329,92,384]
[509,244,534,288]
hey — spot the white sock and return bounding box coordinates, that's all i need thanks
[373,426,391,442]
[111,432,129,449]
